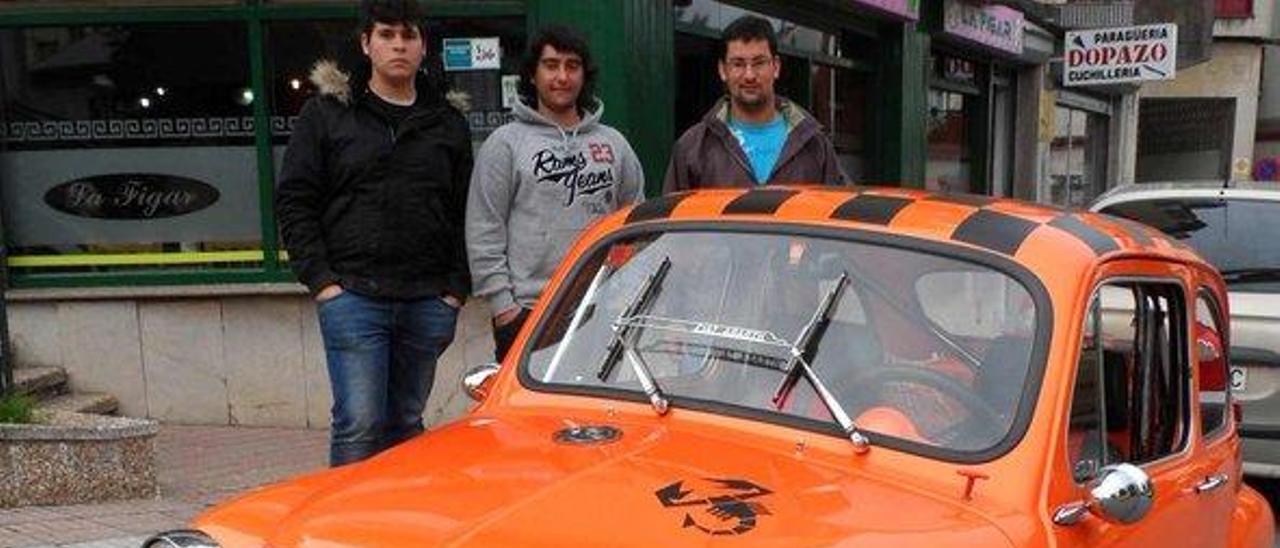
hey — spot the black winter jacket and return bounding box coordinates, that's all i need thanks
[276,60,473,300]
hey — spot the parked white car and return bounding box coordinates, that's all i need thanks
[1092,182,1280,477]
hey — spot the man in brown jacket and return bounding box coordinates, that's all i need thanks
[663,15,846,193]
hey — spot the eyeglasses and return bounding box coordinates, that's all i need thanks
[724,56,774,75]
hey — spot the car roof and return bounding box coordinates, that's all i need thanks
[617,186,1205,279]
[1092,181,1280,208]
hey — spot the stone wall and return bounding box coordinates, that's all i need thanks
[6,285,496,429]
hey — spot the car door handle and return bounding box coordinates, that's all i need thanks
[1195,473,1229,494]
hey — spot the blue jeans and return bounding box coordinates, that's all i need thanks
[317,291,457,466]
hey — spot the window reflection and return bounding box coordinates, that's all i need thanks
[0,23,261,272]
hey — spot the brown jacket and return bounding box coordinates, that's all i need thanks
[662,97,847,193]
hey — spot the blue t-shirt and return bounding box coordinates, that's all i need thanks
[728,116,787,184]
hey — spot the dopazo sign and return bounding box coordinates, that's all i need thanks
[44,173,220,220]
[1064,24,1177,86]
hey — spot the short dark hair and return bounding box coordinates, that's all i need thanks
[720,15,777,59]
[518,25,598,112]
[358,0,423,35]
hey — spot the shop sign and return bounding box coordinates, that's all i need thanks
[443,37,501,72]
[1064,24,1178,86]
[943,0,1024,56]
[850,0,920,22]
[44,173,219,220]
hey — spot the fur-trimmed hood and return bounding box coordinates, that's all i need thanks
[308,59,470,112]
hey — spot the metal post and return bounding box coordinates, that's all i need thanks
[0,52,13,396]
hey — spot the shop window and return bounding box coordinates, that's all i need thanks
[266,16,525,154]
[0,22,261,273]
[1136,98,1234,182]
[926,89,972,193]
[1045,105,1108,208]
[1067,282,1189,482]
[673,0,874,174]
[811,63,870,181]
[0,1,236,8]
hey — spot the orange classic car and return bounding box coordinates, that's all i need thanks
[149,187,1274,547]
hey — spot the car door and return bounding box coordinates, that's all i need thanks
[1191,287,1238,544]
[1054,263,1225,547]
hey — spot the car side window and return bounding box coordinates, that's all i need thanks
[1195,292,1229,438]
[1068,281,1190,482]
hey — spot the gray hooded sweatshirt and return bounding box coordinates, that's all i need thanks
[466,99,644,315]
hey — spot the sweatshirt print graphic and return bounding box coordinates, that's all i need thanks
[466,98,645,315]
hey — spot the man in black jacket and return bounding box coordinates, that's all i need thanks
[276,0,472,466]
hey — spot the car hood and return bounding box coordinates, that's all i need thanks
[197,413,1013,547]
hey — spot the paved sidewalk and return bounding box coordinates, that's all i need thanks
[0,425,328,547]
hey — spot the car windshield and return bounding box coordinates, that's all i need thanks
[1101,197,1280,293]
[523,229,1044,455]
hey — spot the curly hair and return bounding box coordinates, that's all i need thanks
[518,25,598,113]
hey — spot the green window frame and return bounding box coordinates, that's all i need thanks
[0,0,523,289]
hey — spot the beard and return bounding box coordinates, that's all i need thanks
[730,88,772,112]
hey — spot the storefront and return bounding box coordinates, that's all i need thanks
[924,0,1031,197]
[0,0,1066,427]
[0,1,526,289]
[0,1,531,427]
[671,0,906,182]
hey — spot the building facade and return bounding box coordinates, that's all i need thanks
[0,0,1106,427]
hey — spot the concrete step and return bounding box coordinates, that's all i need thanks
[12,366,68,399]
[36,392,119,415]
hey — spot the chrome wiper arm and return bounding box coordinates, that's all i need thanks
[771,272,848,408]
[790,352,871,453]
[766,272,870,453]
[610,312,867,450]
[596,256,673,415]
[617,333,670,415]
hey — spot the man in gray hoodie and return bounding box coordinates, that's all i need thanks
[467,25,645,361]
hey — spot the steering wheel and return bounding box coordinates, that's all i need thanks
[846,365,1006,445]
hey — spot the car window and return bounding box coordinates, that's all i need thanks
[1196,293,1229,438]
[524,230,1046,456]
[1101,198,1280,293]
[1068,281,1190,482]
[916,271,1035,339]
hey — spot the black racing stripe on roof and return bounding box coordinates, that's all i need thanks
[951,209,1040,256]
[1111,217,1155,246]
[923,193,996,207]
[829,194,914,225]
[625,192,691,224]
[1048,214,1120,256]
[722,188,800,215]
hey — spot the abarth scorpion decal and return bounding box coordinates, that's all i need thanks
[655,478,773,536]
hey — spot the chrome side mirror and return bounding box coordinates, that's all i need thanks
[462,363,501,402]
[1054,463,1153,526]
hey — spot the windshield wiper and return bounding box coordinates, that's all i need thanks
[597,256,673,415]
[772,272,847,407]
[1221,267,1280,284]
[610,311,870,452]
[766,273,871,452]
